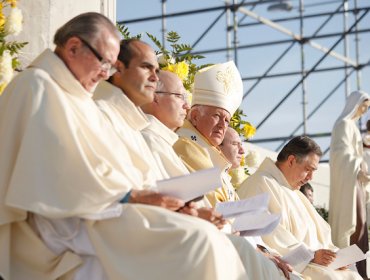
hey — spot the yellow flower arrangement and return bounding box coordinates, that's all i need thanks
[146,31,211,94]
[229,108,257,179]
[230,108,256,140]
[243,122,256,139]
[0,0,27,95]
[163,61,189,82]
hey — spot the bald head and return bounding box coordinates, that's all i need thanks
[220,127,245,168]
[142,70,189,130]
[157,71,181,92]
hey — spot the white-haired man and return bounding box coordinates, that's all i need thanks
[173,61,243,207]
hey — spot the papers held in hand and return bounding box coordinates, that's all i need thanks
[215,193,281,236]
[215,192,269,218]
[328,244,366,270]
[156,167,222,202]
[281,243,366,273]
[233,211,281,236]
[281,244,314,273]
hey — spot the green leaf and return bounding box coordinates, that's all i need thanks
[146,32,168,56]
[166,31,180,44]
[173,43,192,54]
[116,24,142,39]
[12,58,20,69]
[4,41,28,56]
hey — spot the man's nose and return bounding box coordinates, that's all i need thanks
[100,68,110,80]
[239,145,245,155]
[218,118,228,128]
[183,101,190,110]
[150,70,159,82]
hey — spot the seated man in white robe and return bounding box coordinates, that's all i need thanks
[219,127,310,280]
[237,136,362,280]
[173,61,241,207]
[0,15,249,280]
[141,70,296,280]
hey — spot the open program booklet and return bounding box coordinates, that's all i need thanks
[156,167,222,202]
[282,243,366,273]
[215,193,281,236]
[329,244,366,270]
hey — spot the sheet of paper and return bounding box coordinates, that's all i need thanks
[281,244,314,273]
[215,193,270,218]
[156,167,221,202]
[233,211,281,236]
[328,244,366,270]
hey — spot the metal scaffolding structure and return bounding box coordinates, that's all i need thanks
[118,0,370,161]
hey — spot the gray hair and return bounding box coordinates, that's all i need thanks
[54,12,120,47]
[187,105,207,121]
[277,136,322,163]
[156,71,166,92]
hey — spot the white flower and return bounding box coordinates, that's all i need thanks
[0,51,14,84]
[244,150,260,168]
[229,166,248,190]
[5,7,23,36]
[157,53,175,65]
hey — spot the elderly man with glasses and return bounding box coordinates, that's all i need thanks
[0,12,122,279]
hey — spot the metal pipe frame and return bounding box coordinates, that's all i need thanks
[120,1,370,161]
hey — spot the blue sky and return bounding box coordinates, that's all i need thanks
[116,0,370,160]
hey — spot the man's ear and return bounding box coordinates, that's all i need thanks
[153,93,160,104]
[190,109,199,126]
[115,60,125,74]
[64,37,82,60]
[287,155,296,167]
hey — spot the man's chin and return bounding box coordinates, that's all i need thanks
[139,93,154,106]
[209,137,223,147]
[86,82,98,93]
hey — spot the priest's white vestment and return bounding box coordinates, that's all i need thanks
[0,49,249,280]
[142,114,294,280]
[175,119,239,206]
[238,158,362,280]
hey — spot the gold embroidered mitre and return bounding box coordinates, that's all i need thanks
[191,61,243,115]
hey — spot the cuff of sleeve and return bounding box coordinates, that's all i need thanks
[120,190,132,204]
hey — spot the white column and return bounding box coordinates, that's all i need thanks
[15,0,116,67]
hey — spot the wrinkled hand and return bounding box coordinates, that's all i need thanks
[129,189,185,211]
[357,169,370,184]
[177,201,198,217]
[197,207,226,229]
[270,255,293,280]
[312,249,336,266]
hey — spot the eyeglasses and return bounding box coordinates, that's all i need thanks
[78,37,117,76]
[156,91,188,102]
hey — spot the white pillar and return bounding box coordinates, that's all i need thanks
[15,0,116,67]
